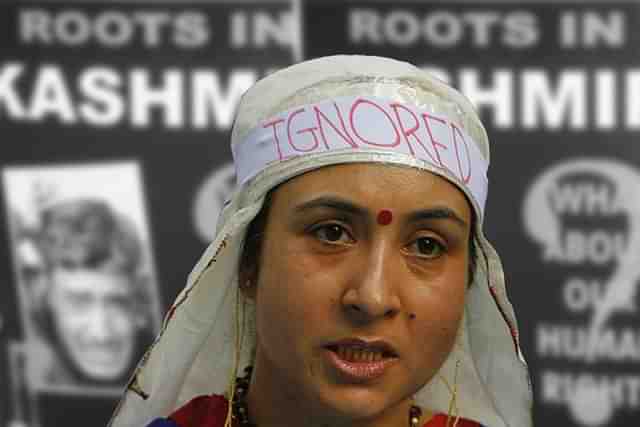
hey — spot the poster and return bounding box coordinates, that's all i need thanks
[303,1,640,426]
[0,1,295,426]
[2,161,161,423]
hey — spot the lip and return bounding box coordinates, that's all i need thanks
[82,352,122,366]
[323,338,399,382]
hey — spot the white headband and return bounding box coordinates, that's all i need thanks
[233,95,489,216]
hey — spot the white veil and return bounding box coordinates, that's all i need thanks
[109,55,533,427]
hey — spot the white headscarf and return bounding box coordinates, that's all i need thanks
[109,55,533,427]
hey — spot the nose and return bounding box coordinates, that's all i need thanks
[86,304,112,341]
[341,240,402,321]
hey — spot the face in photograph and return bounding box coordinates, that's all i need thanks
[34,198,147,385]
[47,267,137,382]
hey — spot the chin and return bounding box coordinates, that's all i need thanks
[314,382,400,421]
[78,361,127,382]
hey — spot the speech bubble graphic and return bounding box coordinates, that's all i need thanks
[523,159,640,357]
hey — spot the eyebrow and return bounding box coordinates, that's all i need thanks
[294,196,368,217]
[294,196,468,229]
[406,207,468,229]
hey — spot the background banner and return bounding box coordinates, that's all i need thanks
[2,0,639,426]
[0,1,295,426]
[304,1,640,426]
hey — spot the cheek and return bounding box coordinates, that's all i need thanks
[50,303,83,335]
[110,309,135,337]
[407,263,467,371]
[254,255,306,350]
[412,258,467,314]
[254,248,335,354]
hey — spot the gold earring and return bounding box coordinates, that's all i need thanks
[438,359,462,427]
[225,285,248,427]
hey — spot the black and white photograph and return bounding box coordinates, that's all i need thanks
[2,161,161,400]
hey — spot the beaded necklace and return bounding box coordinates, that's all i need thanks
[232,366,423,427]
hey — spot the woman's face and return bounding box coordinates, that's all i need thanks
[249,163,472,422]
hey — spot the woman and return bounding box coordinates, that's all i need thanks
[109,55,533,427]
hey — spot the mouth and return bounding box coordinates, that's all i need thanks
[326,339,398,361]
[323,338,398,381]
[80,350,122,366]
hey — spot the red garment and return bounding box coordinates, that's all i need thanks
[169,395,481,427]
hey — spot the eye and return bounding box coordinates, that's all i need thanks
[408,236,446,258]
[311,223,353,245]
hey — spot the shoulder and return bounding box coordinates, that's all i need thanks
[145,395,229,427]
[425,414,483,427]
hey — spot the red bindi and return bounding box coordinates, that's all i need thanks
[377,209,393,226]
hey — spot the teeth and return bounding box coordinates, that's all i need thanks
[335,346,387,363]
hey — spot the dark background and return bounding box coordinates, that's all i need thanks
[1,1,639,426]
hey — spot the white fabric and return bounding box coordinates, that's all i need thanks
[233,95,489,217]
[108,55,533,427]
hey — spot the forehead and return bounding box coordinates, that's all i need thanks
[271,163,472,221]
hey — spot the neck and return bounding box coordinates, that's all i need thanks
[244,352,428,427]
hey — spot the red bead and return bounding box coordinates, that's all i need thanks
[377,209,393,225]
